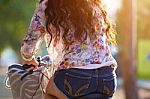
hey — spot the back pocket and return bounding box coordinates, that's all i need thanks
[64,72,91,97]
[102,76,117,97]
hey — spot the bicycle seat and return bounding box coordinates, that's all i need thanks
[75,93,110,99]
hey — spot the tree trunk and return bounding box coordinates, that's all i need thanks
[118,0,139,99]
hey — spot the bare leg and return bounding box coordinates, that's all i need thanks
[45,76,68,99]
[45,93,58,99]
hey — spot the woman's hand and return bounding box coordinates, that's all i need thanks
[23,56,39,67]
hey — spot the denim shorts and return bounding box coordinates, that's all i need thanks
[54,66,117,99]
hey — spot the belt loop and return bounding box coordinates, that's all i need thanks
[95,68,99,88]
[95,69,98,77]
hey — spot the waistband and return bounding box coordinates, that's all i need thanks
[59,66,116,78]
[72,60,117,69]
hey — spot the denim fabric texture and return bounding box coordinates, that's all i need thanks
[54,66,117,99]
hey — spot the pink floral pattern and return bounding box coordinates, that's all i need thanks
[21,0,117,69]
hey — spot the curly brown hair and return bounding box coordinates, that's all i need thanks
[45,0,116,48]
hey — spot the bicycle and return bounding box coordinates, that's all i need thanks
[5,55,51,99]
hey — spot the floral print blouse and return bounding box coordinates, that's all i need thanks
[21,0,117,69]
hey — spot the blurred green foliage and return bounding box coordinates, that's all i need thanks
[138,40,150,79]
[0,0,36,54]
[116,0,150,79]
[137,0,150,79]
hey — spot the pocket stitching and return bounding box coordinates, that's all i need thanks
[65,73,91,79]
[64,79,73,95]
[64,72,91,96]
[102,77,116,96]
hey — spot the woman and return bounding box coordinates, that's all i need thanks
[21,0,117,98]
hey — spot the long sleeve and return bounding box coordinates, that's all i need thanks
[21,0,48,61]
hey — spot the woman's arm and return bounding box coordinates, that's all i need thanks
[21,0,48,64]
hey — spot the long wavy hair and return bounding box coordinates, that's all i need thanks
[45,0,116,49]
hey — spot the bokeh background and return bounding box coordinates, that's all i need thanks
[0,0,150,99]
